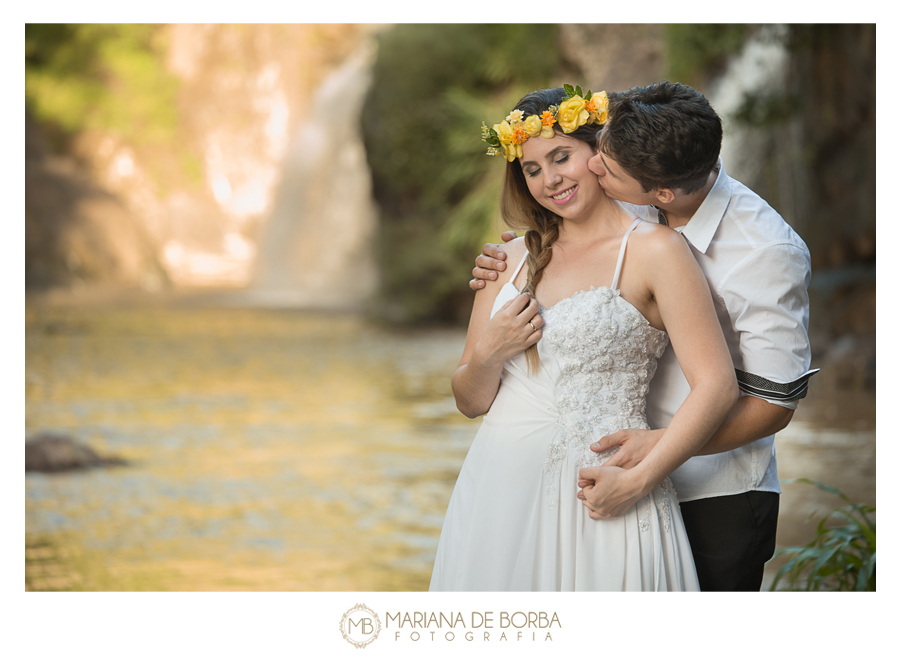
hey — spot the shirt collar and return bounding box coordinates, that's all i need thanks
[675,158,731,254]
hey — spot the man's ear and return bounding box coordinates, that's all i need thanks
[653,188,676,205]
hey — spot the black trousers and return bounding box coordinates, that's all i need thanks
[679,491,780,592]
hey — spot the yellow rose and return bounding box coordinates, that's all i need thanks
[493,120,514,145]
[557,96,589,133]
[588,91,609,125]
[523,115,543,137]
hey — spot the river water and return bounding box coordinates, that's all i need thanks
[24,302,875,591]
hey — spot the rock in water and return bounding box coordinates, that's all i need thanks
[25,433,127,473]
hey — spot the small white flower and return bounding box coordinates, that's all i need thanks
[506,109,525,123]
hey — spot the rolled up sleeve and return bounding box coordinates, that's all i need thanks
[719,242,817,409]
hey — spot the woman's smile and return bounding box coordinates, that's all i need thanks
[550,184,578,205]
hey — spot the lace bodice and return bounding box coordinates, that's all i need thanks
[538,285,669,511]
[541,285,668,446]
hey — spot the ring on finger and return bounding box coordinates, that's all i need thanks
[528,321,536,332]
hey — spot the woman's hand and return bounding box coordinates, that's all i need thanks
[472,293,543,368]
[577,466,651,519]
[452,291,543,418]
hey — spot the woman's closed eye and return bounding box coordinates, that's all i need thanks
[524,154,569,178]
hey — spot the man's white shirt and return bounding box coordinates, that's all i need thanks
[621,160,816,502]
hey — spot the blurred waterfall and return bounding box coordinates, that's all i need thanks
[249,41,380,309]
[705,26,806,219]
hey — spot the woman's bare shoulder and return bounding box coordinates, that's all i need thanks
[502,236,528,263]
[501,237,529,286]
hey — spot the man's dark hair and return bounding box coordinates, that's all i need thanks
[600,81,722,195]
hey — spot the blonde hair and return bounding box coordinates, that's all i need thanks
[498,88,601,374]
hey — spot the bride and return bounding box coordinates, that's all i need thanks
[429,86,737,591]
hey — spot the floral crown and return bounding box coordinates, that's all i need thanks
[481,84,608,162]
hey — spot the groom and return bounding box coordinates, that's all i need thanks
[469,81,817,591]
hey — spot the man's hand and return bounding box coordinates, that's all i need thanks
[469,231,517,290]
[587,428,664,470]
[576,466,649,519]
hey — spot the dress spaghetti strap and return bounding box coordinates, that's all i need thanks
[610,218,644,291]
[507,251,528,290]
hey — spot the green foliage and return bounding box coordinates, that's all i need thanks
[664,24,749,85]
[25,24,205,194]
[362,24,562,324]
[770,479,876,592]
[25,24,180,147]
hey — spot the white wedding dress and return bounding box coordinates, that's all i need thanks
[430,219,699,591]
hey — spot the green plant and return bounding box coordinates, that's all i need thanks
[769,478,875,591]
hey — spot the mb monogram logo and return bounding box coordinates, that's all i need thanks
[339,604,382,648]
